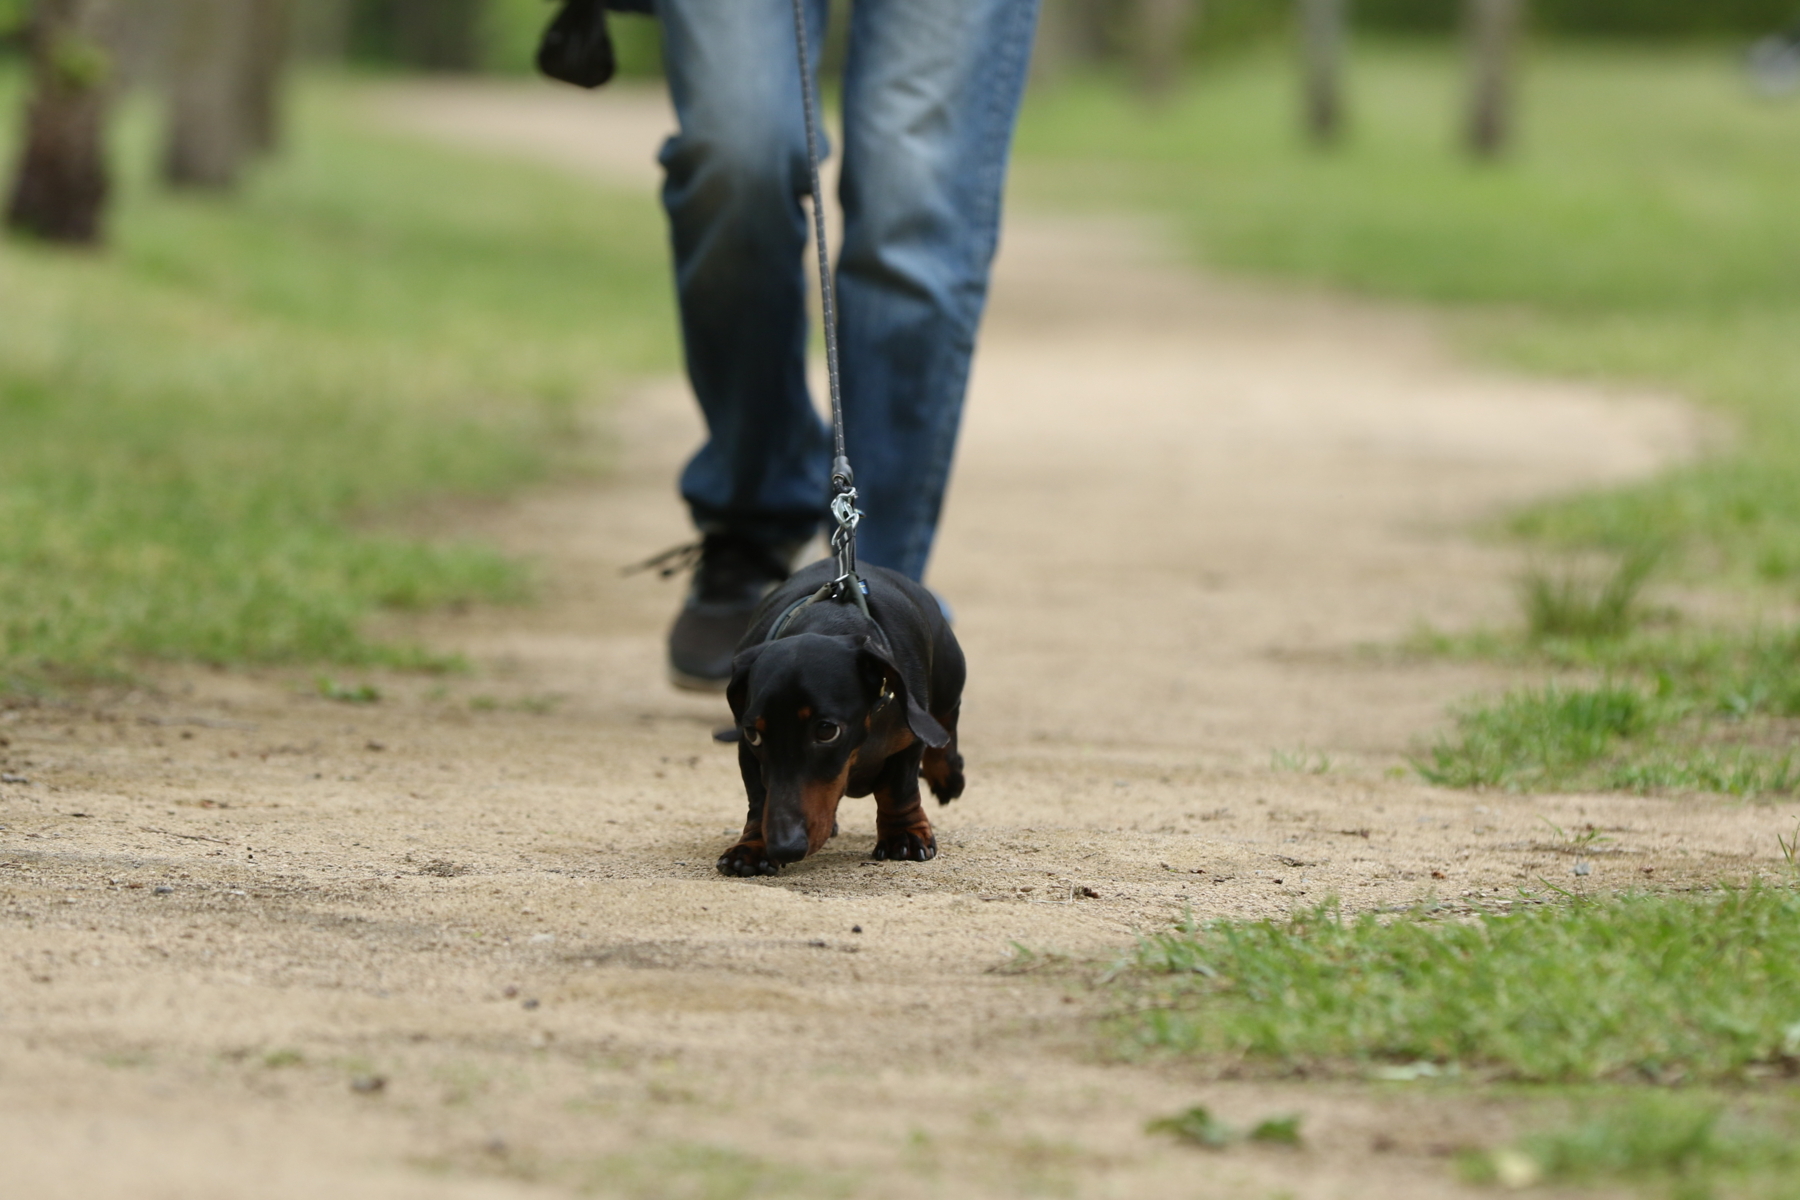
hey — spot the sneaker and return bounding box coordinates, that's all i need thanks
[666,532,798,691]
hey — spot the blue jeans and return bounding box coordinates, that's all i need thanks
[657,0,1040,581]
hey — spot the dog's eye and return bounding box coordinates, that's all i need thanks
[814,720,841,744]
[744,727,762,746]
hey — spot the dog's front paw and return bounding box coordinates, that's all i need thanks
[870,828,937,862]
[716,841,781,877]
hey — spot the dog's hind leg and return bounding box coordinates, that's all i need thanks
[921,701,964,805]
[717,742,779,876]
[870,743,936,862]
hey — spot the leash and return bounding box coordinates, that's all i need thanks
[789,0,870,620]
[628,4,871,622]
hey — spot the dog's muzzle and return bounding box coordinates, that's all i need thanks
[765,831,809,865]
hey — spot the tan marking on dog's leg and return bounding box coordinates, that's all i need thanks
[872,745,935,861]
[721,741,775,876]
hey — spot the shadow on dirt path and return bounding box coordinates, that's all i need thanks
[3,78,1794,1200]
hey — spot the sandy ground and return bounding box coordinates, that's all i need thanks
[5,81,1797,1199]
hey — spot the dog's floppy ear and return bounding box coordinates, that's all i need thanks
[858,637,948,748]
[726,642,766,721]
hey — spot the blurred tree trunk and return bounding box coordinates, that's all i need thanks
[5,0,115,244]
[1034,0,1118,78]
[242,0,292,155]
[104,0,172,90]
[1466,0,1521,157]
[1064,0,1117,64]
[1131,0,1199,99]
[1031,0,1077,80]
[163,0,254,189]
[1299,0,1346,146]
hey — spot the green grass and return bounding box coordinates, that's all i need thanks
[1412,623,1800,794]
[1146,1105,1303,1149]
[1468,1092,1800,1200]
[1118,887,1800,1194]
[1125,888,1800,1083]
[1521,549,1661,641]
[0,70,674,680]
[1415,681,1656,790]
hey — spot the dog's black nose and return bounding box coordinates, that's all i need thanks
[766,834,809,865]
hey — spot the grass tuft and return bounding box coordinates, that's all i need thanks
[1145,1106,1304,1150]
[1414,625,1800,795]
[1146,1105,1235,1149]
[1465,1093,1800,1200]
[1125,888,1800,1084]
[1414,682,1651,790]
[316,678,382,704]
[1521,549,1659,642]
[1270,746,1332,774]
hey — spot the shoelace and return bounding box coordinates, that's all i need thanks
[620,540,703,579]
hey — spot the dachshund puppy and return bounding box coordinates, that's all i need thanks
[718,559,965,876]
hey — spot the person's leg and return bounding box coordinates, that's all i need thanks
[657,0,831,688]
[659,0,831,549]
[836,0,1040,581]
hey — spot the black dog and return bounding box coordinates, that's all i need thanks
[718,560,965,876]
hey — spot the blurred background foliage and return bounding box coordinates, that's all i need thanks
[293,0,664,77]
[283,2,1800,78]
[5,3,1796,83]
[6,0,1800,685]
[1357,0,1798,36]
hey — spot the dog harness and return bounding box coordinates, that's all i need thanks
[766,577,870,644]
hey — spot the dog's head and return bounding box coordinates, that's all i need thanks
[727,632,947,866]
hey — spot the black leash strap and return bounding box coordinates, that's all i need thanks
[789,0,869,617]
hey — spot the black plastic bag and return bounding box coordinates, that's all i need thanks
[538,0,616,89]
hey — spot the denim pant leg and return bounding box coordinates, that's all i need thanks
[659,0,832,549]
[837,0,1041,580]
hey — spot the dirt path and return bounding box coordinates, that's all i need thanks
[5,81,1795,1200]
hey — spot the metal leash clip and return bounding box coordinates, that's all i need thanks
[828,473,870,617]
